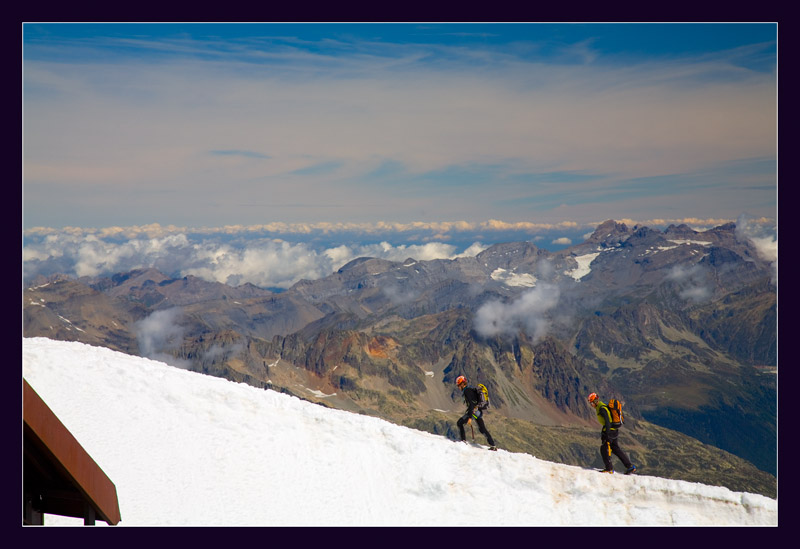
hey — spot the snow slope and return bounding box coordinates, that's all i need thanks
[22,337,777,526]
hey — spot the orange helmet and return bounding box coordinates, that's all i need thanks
[456,375,467,387]
[587,392,598,403]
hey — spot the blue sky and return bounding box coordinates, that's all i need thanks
[22,22,777,288]
[23,23,776,230]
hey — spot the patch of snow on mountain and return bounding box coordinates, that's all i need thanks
[565,253,600,280]
[490,268,537,287]
[667,239,713,246]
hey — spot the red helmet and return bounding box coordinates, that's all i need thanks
[587,392,598,403]
[456,375,467,387]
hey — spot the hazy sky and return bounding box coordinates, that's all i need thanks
[22,22,777,232]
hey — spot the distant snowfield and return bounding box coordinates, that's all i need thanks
[566,252,601,281]
[491,267,537,287]
[22,338,777,526]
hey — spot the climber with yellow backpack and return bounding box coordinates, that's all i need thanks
[588,392,637,474]
[455,375,497,450]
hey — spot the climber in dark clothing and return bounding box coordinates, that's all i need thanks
[456,375,496,450]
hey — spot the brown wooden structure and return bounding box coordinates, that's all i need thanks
[23,379,121,525]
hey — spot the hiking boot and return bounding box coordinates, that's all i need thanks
[599,469,614,474]
[625,465,637,475]
[488,446,497,451]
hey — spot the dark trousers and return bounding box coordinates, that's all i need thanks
[601,429,632,471]
[458,414,495,446]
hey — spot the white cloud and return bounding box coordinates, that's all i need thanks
[22,230,488,290]
[735,214,777,285]
[134,308,192,369]
[182,240,329,288]
[667,264,712,303]
[456,242,490,257]
[474,282,561,340]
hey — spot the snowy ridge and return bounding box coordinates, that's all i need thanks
[22,337,777,526]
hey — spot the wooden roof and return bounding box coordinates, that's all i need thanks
[23,379,121,525]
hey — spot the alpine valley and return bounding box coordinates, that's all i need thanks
[22,220,777,498]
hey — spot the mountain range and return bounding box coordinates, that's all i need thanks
[22,220,778,497]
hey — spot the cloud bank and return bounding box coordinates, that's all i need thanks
[23,217,776,291]
[22,227,488,290]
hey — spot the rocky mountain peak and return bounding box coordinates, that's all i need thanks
[586,220,632,247]
[625,225,667,246]
[336,257,397,276]
[664,223,699,238]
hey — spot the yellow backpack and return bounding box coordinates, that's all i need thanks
[477,383,490,410]
[607,398,624,428]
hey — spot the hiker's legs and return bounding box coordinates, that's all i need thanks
[609,433,632,468]
[600,434,614,470]
[457,415,469,441]
[476,417,495,446]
